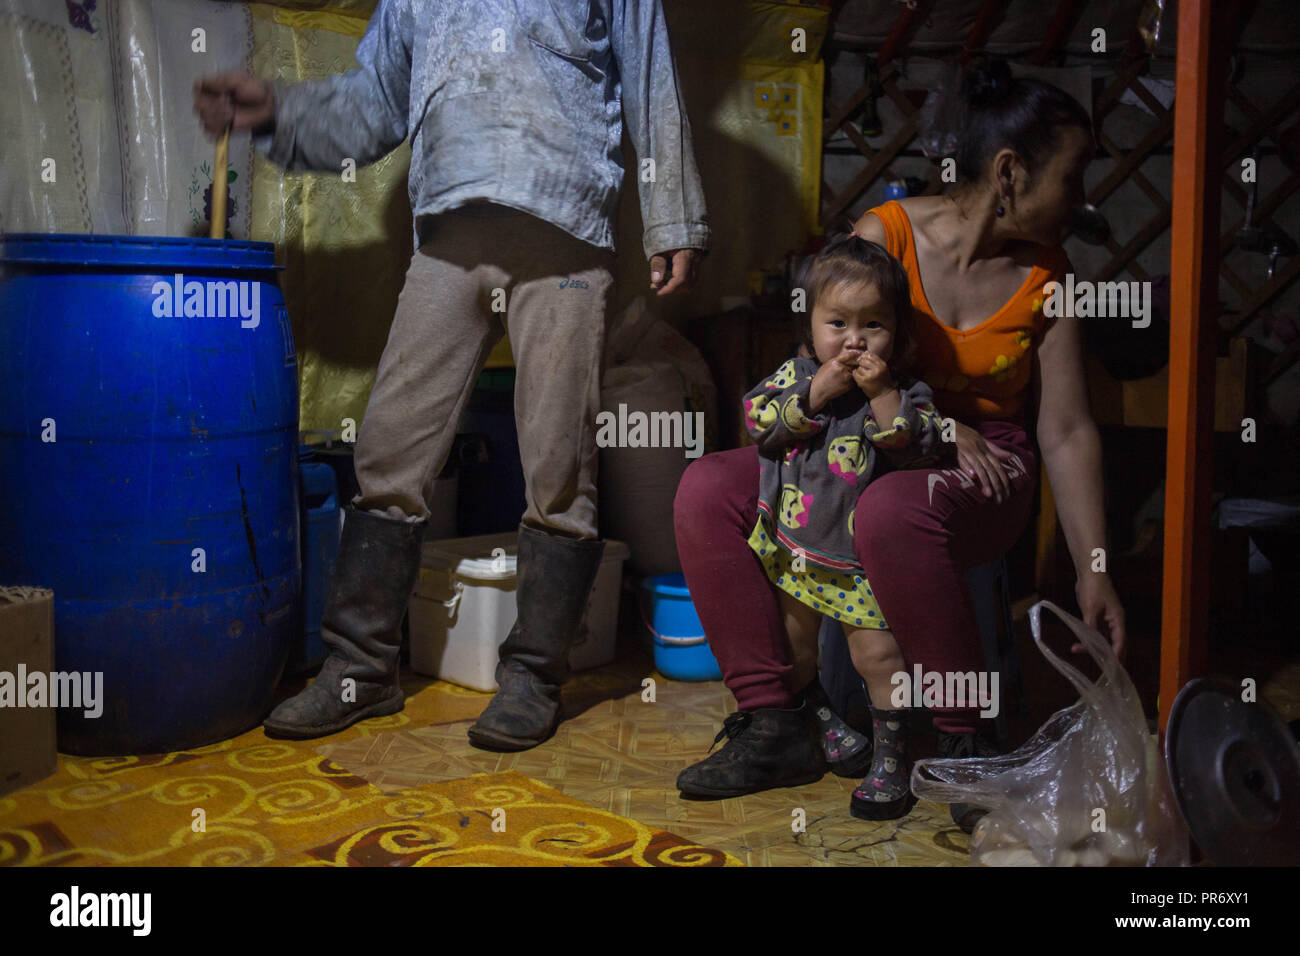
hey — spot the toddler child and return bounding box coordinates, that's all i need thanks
[743,232,943,820]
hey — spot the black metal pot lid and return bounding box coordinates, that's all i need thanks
[1166,678,1300,866]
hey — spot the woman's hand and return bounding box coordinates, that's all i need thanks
[1075,571,1127,661]
[809,347,862,411]
[952,421,1018,504]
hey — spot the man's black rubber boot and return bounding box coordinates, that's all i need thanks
[676,705,827,799]
[936,729,1001,832]
[467,524,604,752]
[802,679,872,777]
[264,508,426,739]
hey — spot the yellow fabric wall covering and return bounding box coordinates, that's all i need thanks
[262,7,369,37]
[247,3,413,434]
[240,0,378,21]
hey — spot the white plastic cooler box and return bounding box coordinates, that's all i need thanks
[409,532,629,690]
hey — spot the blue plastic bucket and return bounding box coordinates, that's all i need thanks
[641,573,722,681]
[0,233,300,755]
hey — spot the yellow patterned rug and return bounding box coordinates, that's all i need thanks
[0,672,738,867]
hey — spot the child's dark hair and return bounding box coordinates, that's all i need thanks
[955,57,1093,187]
[792,232,915,373]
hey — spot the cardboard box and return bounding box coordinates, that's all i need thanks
[0,586,57,797]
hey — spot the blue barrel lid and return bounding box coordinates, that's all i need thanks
[1,232,280,270]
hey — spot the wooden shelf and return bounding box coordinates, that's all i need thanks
[1085,336,1256,432]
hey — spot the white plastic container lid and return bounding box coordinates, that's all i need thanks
[421,531,630,582]
[422,532,519,581]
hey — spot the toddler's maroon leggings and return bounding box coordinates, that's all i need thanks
[673,419,1038,735]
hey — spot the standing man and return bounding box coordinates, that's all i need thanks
[195,0,708,750]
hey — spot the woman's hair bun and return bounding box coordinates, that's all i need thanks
[963,58,1015,110]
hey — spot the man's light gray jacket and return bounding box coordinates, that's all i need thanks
[260,0,710,257]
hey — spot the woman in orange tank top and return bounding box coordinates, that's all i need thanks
[674,61,1126,830]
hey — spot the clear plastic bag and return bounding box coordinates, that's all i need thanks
[916,61,964,160]
[911,600,1189,866]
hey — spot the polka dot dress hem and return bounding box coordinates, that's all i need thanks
[745,519,889,629]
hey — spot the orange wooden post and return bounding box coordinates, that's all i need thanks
[1161,0,1224,735]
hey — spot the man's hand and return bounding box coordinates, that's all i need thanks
[852,351,896,399]
[194,71,275,138]
[649,248,702,296]
[809,347,862,412]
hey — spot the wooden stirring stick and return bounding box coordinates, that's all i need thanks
[210,122,231,240]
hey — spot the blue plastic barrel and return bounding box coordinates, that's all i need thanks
[0,233,300,755]
[290,447,339,675]
[641,573,723,681]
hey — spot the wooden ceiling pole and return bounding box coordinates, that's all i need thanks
[876,0,938,69]
[1160,0,1226,737]
[1030,0,1087,66]
[959,0,1012,65]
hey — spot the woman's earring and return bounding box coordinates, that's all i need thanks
[996,205,1005,217]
